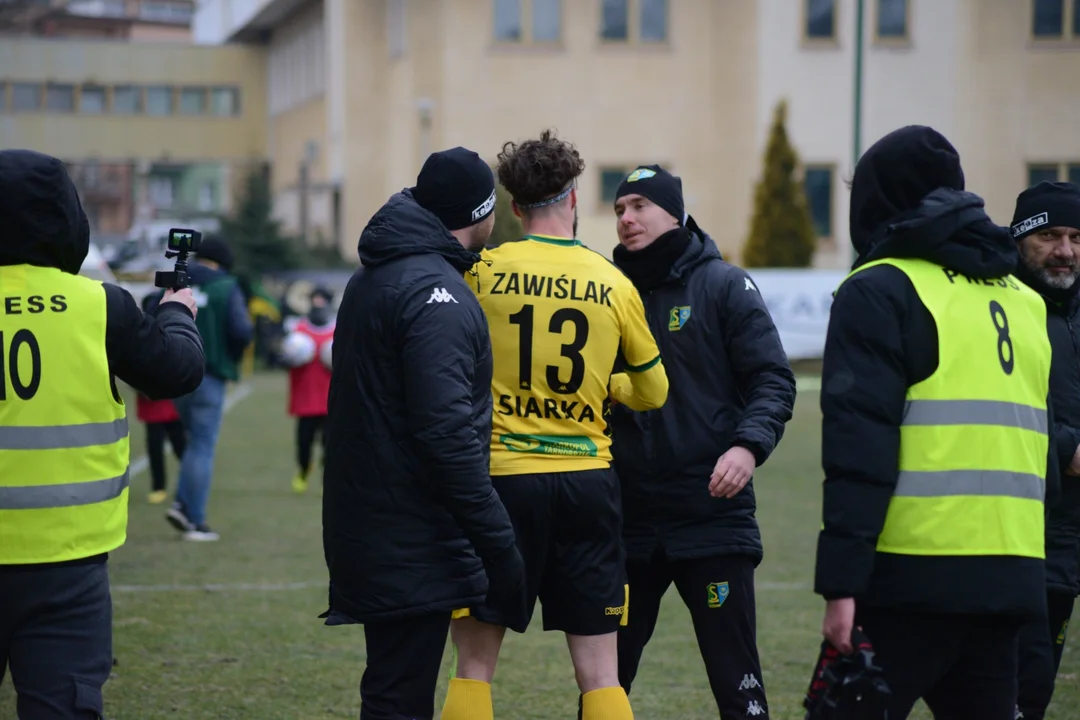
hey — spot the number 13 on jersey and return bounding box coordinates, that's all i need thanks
[508,303,590,394]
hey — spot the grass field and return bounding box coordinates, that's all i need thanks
[2,372,1078,719]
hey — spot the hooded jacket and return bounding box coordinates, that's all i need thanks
[321,190,516,623]
[0,149,205,569]
[1014,260,1080,597]
[814,127,1057,617]
[610,221,796,564]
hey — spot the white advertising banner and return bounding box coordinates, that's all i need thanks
[743,268,849,360]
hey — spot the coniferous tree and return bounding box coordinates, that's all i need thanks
[219,167,301,275]
[741,100,818,268]
[486,174,524,248]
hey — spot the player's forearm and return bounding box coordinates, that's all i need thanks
[610,362,668,411]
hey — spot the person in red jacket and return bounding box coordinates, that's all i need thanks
[138,293,187,504]
[288,287,335,494]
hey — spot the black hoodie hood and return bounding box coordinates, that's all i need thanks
[850,126,1016,279]
[0,149,90,275]
[357,189,480,274]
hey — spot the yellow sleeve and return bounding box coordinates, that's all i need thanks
[612,281,668,410]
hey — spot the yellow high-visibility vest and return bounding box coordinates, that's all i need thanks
[841,256,1051,559]
[0,264,130,564]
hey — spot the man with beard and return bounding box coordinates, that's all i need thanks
[812,126,1057,720]
[321,147,524,720]
[605,165,796,720]
[441,130,668,720]
[1010,181,1080,720]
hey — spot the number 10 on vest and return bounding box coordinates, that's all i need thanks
[0,329,42,401]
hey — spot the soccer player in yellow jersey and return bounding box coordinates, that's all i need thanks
[439,130,668,720]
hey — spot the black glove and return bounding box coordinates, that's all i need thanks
[804,628,891,720]
[480,543,526,609]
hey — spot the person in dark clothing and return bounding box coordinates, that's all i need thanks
[814,126,1058,720]
[1010,181,1080,720]
[136,293,187,504]
[604,165,796,720]
[162,236,253,542]
[0,149,204,720]
[320,147,524,720]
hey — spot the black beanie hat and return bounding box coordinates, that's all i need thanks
[1011,181,1080,241]
[412,147,496,231]
[196,235,234,271]
[613,165,685,226]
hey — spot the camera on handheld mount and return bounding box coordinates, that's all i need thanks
[154,228,202,290]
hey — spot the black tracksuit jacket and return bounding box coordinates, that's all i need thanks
[610,227,796,565]
[321,190,516,623]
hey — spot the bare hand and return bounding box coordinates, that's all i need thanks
[823,597,857,655]
[708,446,756,498]
[161,288,197,319]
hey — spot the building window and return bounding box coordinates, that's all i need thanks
[45,84,75,112]
[533,0,560,42]
[804,166,834,238]
[1033,0,1064,36]
[146,86,172,115]
[12,83,42,111]
[1028,164,1063,186]
[494,0,522,41]
[806,0,836,39]
[876,0,907,39]
[197,182,217,212]
[601,0,629,41]
[600,167,630,206]
[148,176,175,209]
[640,0,667,42]
[113,85,141,114]
[179,87,206,115]
[211,87,239,116]
[80,84,106,113]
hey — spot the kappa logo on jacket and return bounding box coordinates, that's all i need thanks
[426,288,458,304]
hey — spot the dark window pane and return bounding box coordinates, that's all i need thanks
[494,0,522,41]
[1033,0,1064,36]
[47,84,74,112]
[80,85,106,113]
[804,167,833,237]
[877,0,906,37]
[601,169,628,203]
[806,0,835,38]
[1068,165,1080,187]
[641,0,667,42]
[1028,165,1060,187]
[113,86,141,114]
[179,87,206,115]
[211,87,239,116]
[533,0,560,41]
[146,86,172,115]
[1074,0,1080,34]
[601,0,628,40]
[13,83,41,111]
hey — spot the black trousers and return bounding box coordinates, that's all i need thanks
[296,415,326,475]
[855,607,1022,720]
[618,553,769,720]
[359,613,450,720]
[0,561,112,719]
[1016,590,1077,719]
[146,420,186,492]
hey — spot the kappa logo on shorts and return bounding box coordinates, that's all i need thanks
[706,581,729,609]
[604,605,625,616]
[746,700,765,716]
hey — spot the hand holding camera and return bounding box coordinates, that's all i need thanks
[160,288,198,319]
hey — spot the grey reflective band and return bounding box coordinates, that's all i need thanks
[0,418,128,450]
[0,470,129,510]
[902,399,1047,434]
[895,469,1044,501]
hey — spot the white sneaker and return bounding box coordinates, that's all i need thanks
[183,526,220,542]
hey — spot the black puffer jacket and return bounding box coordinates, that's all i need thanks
[815,126,1058,617]
[610,224,796,564]
[1014,262,1080,597]
[321,190,516,623]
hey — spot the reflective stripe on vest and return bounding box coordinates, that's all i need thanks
[840,257,1051,559]
[0,264,130,565]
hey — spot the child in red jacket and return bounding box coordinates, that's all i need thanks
[284,287,335,494]
[138,293,187,503]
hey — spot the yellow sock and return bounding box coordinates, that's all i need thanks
[440,678,493,720]
[581,686,633,720]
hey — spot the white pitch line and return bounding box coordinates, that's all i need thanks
[128,381,253,479]
[112,580,812,594]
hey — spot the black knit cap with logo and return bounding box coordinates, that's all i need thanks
[614,165,686,226]
[1011,181,1080,241]
[411,146,497,231]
